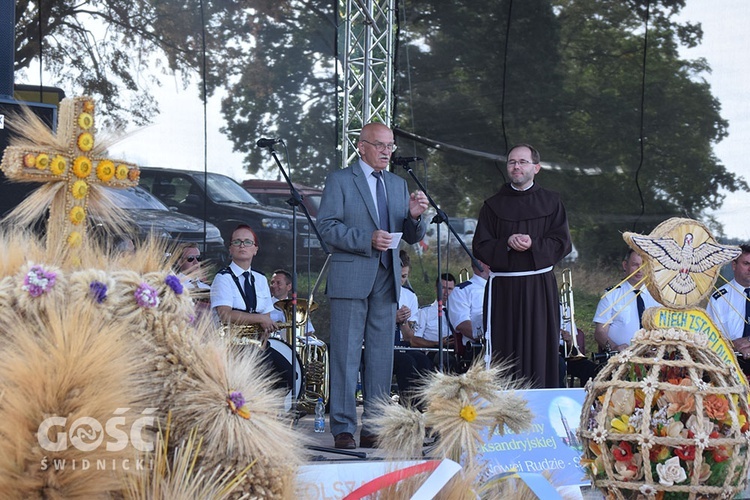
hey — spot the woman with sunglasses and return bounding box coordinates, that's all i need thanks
[176,243,211,291]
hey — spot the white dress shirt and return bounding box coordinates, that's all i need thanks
[707,279,750,341]
[397,286,419,342]
[210,261,273,314]
[593,282,658,347]
[415,301,451,343]
[446,274,486,345]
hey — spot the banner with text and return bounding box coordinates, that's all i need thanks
[479,388,588,487]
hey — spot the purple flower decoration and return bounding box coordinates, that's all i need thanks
[164,274,183,295]
[228,391,246,408]
[22,265,57,297]
[227,391,250,419]
[134,282,159,308]
[89,281,108,303]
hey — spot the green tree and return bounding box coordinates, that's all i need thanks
[13,0,746,264]
[13,0,338,186]
[394,0,746,263]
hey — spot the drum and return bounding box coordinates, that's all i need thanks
[268,338,304,412]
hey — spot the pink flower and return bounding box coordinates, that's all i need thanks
[135,282,159,308]
[704,394,729,421]
[661,378,695,417]
[22,265,57,297]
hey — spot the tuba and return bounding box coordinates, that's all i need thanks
[560,268,586,360]
[274,298,329,412]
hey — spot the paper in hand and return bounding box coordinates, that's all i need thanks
[388,232,403,249]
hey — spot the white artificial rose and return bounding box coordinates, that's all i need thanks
[656,456,687,486]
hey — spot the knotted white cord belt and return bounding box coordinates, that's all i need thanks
[484,266,554,368]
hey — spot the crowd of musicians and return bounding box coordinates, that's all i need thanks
[173,122,750,451]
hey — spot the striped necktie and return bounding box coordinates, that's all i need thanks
[373,171,390,267]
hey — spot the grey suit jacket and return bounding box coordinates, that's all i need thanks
[318,163,426,300]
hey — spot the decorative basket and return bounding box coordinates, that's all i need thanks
[579,328,750,499]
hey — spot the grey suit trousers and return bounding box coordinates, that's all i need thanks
[329,263,396,437]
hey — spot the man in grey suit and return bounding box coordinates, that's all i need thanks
[318,122,428,449]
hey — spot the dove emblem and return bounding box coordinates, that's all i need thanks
[630,232,737,296]
[624,218,740,309]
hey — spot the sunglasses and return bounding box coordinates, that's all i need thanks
[185,256,203,263]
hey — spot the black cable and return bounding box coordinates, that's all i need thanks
[38,2,43,101]
[499,0,514,155]
[333,0,341,169]
[632,1,650,231]
[392,0,401,139]
[199,0,208,251]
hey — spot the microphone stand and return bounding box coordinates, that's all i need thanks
[262,144,368,459]
[260,141,330,419]
[398,159,483,372]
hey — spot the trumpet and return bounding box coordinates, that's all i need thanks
[560,268,586,360]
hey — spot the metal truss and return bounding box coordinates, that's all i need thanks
[339,0,395,167]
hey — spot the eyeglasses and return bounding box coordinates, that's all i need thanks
[361,139,397,152]
[507,159,536,167]
[185,256,203,263]
[230,239,255,247]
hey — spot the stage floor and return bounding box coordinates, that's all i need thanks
[296,403,388,462]
[294,405,750,499]
[293,403,610,498]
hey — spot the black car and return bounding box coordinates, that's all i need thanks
[138,167,324,272]
[0,172,226,264]
[103,186,227,263]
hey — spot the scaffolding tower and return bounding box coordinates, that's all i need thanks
[339,0,395,168]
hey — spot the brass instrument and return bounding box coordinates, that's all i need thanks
[275,298,329,413]
[560,268,586,360]
[274,298,318,345]
[219,321,290,346]
[458,267,470,284]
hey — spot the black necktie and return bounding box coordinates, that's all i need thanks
[242,271,257,312]
[373,171,390,267]
[635,290,645,329]
[744,288,750,338]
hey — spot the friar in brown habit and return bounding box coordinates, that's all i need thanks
[473,143,572,388]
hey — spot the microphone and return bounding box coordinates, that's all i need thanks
[391,156,423,165]
[256,137,283,148]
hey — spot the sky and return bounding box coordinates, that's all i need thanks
[107,86,249,181]
[677,1,750,240]
[16,2,750,239]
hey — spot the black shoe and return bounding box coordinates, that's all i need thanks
[334,432,356,449]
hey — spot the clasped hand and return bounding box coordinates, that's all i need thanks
[508,233,532,252]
